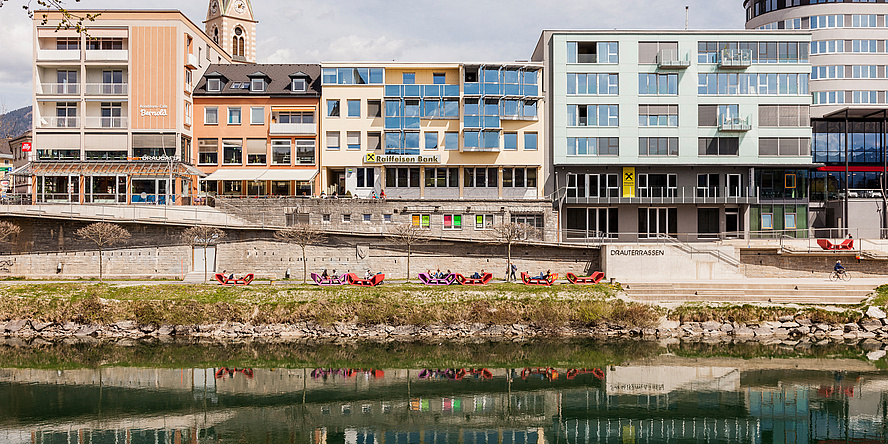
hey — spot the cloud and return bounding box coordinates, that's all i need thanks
[322,34,410,61]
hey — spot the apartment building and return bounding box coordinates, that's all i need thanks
[23,7,243,205]
[319,63,545,201]
[533,30,813,241]
[747,0,888,236]
[192,64,320,197]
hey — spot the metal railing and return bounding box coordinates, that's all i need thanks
[38,117,79,128]
[719,49,752,67]
[84,117,128,129]
[561,186,755,205]
[84,83,128,95]
[657,49,691,68]
[38,83,79,95]
[718,114,752,131]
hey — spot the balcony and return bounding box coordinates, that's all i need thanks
[38,117,80,129]
[186,53,198,69]
[37,49,80,61]
[657,49,690,69]
[38,83,79,95]
[718,115,752,131]
[563,186,757,205]
[85,117,128,129]
[85,83,128,96]
[269,122,316,135]
[462,146,500,153]
[85,49,128,61]
[718,49,752,68]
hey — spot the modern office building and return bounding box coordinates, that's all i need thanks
[533,30,813,241]
[746,0,888,236]
[23,7,244,205]
[192,64,321,198]
[319,63,545,201]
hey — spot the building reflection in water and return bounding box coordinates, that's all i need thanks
[0,364,885,443]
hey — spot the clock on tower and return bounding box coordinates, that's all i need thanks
[204,0,256,63]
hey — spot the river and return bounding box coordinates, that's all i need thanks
[0,338,885,443]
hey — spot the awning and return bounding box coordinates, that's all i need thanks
[271,107,316,112]
[258,169,317,182]
[201,168,318,182]
[202,169,266,181]
[12,161,207,178]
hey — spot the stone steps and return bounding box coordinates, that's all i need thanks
[623,282,875,304]
[182,271,211,284]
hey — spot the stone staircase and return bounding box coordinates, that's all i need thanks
[182,271,212,284]
[622,282,876,304]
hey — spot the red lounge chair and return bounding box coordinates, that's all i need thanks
[816,239,832,250]
[214,273,255,286]
[310,272,348,286]
[566,272,605,284]
[418,273,457,285]
[347,273,385,287]
[837,239,854,250]
[521,272,554,286]
[454,273,493,286]
[817,239,855,251]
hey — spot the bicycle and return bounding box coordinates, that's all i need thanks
[829,270,851,281]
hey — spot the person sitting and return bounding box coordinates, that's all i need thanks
[321,269,329,279]
[380,189,386,199]
[535,271,545,280]
[834,260,845,275]
[370,190,378,199]
[435,268,442,278]
[471,271,481,280]
[228,272,235,282]
[320,191,327,199]
[545,269,552,280]
[364,269,372,280]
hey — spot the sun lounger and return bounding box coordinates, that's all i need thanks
[454,273,492,285]
[418,273,457,285]
[566,272,605,284]
[817,239,855,250]
[347,273,385,287]
[310,272,348,286]
[521,272,554,286]
[214,273,255,286]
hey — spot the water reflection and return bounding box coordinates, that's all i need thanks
[0,346,886,443]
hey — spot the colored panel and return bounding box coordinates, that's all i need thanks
[130,26,177,130]
[622,167,636,198]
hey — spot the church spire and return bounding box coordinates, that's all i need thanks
[205,0,256,63]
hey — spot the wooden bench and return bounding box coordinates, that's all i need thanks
[214,273,255,286]
[418,273,457,285]
[566,272,605,285]
[310,273,348,286]
[521,272,554,286]
[817,239,854,251]
[454,273,493,286]
[347,273,385,287]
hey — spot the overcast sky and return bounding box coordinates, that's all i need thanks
[0,0,745,110]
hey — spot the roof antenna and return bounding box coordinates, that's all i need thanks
[685,5,689,30]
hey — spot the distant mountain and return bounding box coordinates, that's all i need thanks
[0,106,32,139]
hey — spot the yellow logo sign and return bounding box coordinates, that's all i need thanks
[622,167,635,198]
[365,153,377,162]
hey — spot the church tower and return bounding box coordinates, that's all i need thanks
[205,0,256,63]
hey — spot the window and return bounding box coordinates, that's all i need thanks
[424,168,459,188]
[322,214,331,223]
[758,105,809,127]
[567,105,619,127]
[411,214,430,229]
[503,132,518,151]
[443,214,462,230]
[698,137,740,156]
[567,41,619,63]
[424,132,438,150]
[697,73,808,95]
[639,137,679,156]
[222,139,243,164]
[758,138,810,156]
[363,214,372,223]
[761,213,774,230]
[356,167,375,188]
[525,133,538,151]
[638,41,678,64]
[511,214,544,235]
[383,214,392,223]
[228,107,241,125]
[250,107,264,125]
[784,213,797,229]
[246,139,266,165]
[251,78,266,92]
[296,140,315,164]
[402,72,415,84]
[433,73,446,84]
[326,132,340,150]
[696,174,720,197]
[327,100,340,117]
[207,78,222,92]
[638,104,678,127]
[271,140,291,165]
[277,111,314,124]
[445,132,459,150]
[198,138,218,165]
[475,214,495,229]
[367,132,381,151]
[503,168,537,188]
[464,167,498,188]
[566,73,619,95]
[185,101,192,126]
[347,99,361,118]
[386,167,421,188]
[347,132,361,150]
[322,67,385,84]
[100,102,122,128]
[638,173,678,197]
[567,137,619,156]
[367,100,382,118]
[342,214,351,223]
[204,106,218,125]
[56,37,79,50]
[291,78,307,92]
[638,73,678,95]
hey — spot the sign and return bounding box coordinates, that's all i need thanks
[364,153,440,164]
[622,167,635,198]
[0,180,9,188]
[139,104,169,117]
[610,249,666,257]
[21,142,31,152]
[129,156,176,162]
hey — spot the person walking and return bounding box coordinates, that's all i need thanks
[509,263,518,281]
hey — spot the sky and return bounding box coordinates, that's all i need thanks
[0,0,746,110]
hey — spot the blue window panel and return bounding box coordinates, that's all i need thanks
[404,100,421,118]
[404,84,421,97]
[423,100,441,118]
[525,84,538,96]
[567,42,577,63]
[525,133,538,150]
[483,69,499,83]
[483,116,500,128]
[355,68,370,84]
[567,74,577,94]
[322,68,337,84]
[483,83,500,95]
[443,100,459,117]
[337,68,354,84]
[523,70,537,85]
[464,131,480,148]
[444,85,460,97]
[403,72,415,84]
[444,132,458,150]
[385,132,402,151]
[369,68,384,84]
[464,83,481,95]
[385,117,402,130]
[385,100,402,117]
[423,85,441,97]
[348,100,361,117]
[523,101,537,118]
[482,131,500,149]
[503,84,520,96]
[403,117,421,129]
[501,100,520,117]
[465,100,480,116]
[483,100,499,116]
[425,132,438,149]
[464,116,481,128]
[433,73,446,85]
[405,132,420,152]
[503,69,519,84]
[504,132,518,150]
[384,85,401,97]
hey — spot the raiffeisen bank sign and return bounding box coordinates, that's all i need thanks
[363,153,440,164]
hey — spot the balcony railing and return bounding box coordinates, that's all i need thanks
[657,49,691,68]
[84,117,128,128]
[39,117,80,128]
[562,186,757,205]
[84,83,128,95]
[718,115,752,131]
[37,49,80,61]
[85,49,128,61]
[38,83,79,95]
[719,49,752,68]
[269,122,316,135]
[186,53,198,69]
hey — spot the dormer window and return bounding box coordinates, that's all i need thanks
[292,78,306,92]
[207,78,222,92]
[251,78,266,92]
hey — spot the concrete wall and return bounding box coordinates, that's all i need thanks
[740,249,887,278]
[603,244,743,281]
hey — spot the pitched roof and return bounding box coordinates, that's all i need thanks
[0,139,11,157]
[194,64,321,97]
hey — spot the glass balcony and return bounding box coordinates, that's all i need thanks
[85,83,128,95]
[658,49,691,68]
[719,49,752,68]
[85,49,129,61]
[39,117,80,128]
[718,115,752,131]
[38,83,79,95]
[269,122,316,135]
[37,49,80,61]
[464,83,481,96]
[85,117,128,128]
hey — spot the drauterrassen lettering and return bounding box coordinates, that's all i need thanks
[610,249,666,256]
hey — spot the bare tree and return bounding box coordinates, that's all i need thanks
[0,220,20,244]
[0,1,99,34]
[275,224,326,284]
[75,222,130,282]
[489,222,537,282]
[387,223,427,283]
[180,226,225,284]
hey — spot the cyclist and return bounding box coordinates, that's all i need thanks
[834,260,846,276]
